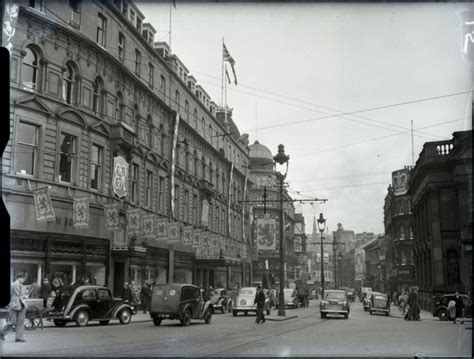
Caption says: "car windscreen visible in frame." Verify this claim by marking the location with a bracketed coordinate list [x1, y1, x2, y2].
[373, 295, 386, 300]
[324, 292, 346, 300]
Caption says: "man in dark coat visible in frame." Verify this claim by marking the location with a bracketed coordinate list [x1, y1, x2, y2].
[140, 282, 152, 314]
[254, 285, 266, 324]
[453, 291, 465, 324]
[39, 278, 52, 308]
[121, 283, 133, 303]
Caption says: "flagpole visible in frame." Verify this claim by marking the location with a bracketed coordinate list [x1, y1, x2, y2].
[221, 37, 224, 107]
[169, 0, 173, 53]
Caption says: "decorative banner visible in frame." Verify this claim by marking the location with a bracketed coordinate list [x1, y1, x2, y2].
[201, 233, 210, 248]
[32, 187, 55, 222]
[228, 163, 234, 236]
[256, 217, 277, 250]
[242, 172, 248, 242]
[170, 113, 180, 218]
[182, 227, 193, 245]
[126, 209, 141, 235]
[2, 2, 19, 52]
[73, 197, 90, 229]
[201, 199, 209, 228]
[112, 156, 129, 198]
[142, 214, 156, 239]
[168, 222, 180, 241]
[157, 219, 168, 239]
[192, 230, 202, 247]
[104, 204, 120, 231]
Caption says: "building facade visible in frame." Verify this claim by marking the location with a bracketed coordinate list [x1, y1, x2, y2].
[363, 235, 386, 292]
[408, 130, 472, 310]
[383, 167, 416, 293]
[4, 0, 253, 296]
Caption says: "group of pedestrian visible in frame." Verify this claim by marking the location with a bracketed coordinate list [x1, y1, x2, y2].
[404, 287, 421, 321]
[140, 282, 152, 314]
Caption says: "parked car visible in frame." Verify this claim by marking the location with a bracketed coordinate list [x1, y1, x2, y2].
[363, 291, 373, 311]
[205, 288, 232, 314]
[320, 290, 350, 319]
[346, 289, 355, 302]
[150, 283, 212, 326]
[432, 293, 472, 321]
[276, 288, 299, 309]
[360, 287, 372, 302]
[47, 285, 134, 327]
[369, 292, 390, 316]
[232, 287, 271, 316]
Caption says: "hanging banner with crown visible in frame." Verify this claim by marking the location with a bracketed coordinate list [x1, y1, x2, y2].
[201, 199, 209, 228]
[142, 214, 156, 239]
[73, 197, 90, 229]
[256, 217, 277, 250]
[104, 203, 120, 231]
[168, 222, 181, 242]
[126, 209, 141, 235]
[182, 226, 193, 245]
[32, 187, 55, 222]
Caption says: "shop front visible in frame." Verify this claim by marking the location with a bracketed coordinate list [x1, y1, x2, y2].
[173, 251, 194, 283]
[195, 258, 245, 289]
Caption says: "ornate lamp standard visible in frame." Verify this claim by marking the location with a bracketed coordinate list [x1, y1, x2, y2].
[273, 144, 289, 317]
[317, 213, 327, 298]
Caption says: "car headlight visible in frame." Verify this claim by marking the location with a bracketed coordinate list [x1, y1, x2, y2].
[342, 301, 347, 306]
[321, 300, 328, 306]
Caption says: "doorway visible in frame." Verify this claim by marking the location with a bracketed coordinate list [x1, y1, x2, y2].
[113, 262, 125, 297]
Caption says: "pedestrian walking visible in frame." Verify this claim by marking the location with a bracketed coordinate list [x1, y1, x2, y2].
[254, 285, 266, 324]
[140, 282, 152, 314]
[4, 272, 28, 342]
[39, 278, 52, 308]
[398, 291, 408, 316]
[121, 282, 133, 303]
[448, 299, 456, 321]
[453, 292, 465, 324]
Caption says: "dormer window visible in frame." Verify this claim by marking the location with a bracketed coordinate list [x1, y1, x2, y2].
[136, 17, 142, 33]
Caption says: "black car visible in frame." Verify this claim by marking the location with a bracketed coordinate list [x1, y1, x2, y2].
[432, 293, 472, 321]
[47, 285, 135, 327]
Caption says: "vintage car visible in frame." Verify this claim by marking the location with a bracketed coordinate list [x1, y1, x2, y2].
[150, 283, 213, 326]
[432, 293, 472, 321]
[369, 292, 390, 316]
[346, 288, 355, 302]
[47, 285, 134, 327]
[204, 288, 232, 314]
[232, 287, 271, 316]
[320, 290, 350, 319]
[363, 291, 373, 311]
[275, 288, 299, 309]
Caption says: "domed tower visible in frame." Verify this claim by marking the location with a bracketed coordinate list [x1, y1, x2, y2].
[249, 140, 274, 171]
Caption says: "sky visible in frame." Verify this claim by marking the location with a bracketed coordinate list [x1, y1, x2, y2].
[137, 1, 472, 235]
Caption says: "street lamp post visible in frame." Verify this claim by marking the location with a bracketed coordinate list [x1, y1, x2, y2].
[273, 144, 289, 317]
[332, 237, 337, 290]
[317, 213, 326, 299]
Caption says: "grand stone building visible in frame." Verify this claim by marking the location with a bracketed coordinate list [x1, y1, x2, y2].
[408, 130, 472, 310]
[4, 0, 252, 295]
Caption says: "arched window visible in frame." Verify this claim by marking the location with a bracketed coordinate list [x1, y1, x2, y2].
[62, 62, 75, 104]
[92, 77, 104, 114]
[21, 47, 39, 90]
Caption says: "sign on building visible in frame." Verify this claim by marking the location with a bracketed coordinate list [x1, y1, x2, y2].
[256, 217, 277, 250]
[112, 156, 129, 198]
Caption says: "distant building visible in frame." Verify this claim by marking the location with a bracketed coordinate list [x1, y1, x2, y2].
[363, 235, 386, 292]
[384, 167, 416, 293]
[408, 130, 472, 310]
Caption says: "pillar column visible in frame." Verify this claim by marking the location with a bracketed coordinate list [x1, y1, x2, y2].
[72, 265, 76, 284]
[168, 249, 175, 283]
[37, 264, 42, 284]
[227, 266, 231, 289]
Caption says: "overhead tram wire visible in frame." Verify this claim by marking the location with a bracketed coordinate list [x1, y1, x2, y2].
[194, 70, 460, 141]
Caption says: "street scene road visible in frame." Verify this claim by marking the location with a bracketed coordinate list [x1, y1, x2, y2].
[1, 299, 471, 357]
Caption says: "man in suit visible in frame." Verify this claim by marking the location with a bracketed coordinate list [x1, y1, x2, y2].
[4, 272, 28, 342]
[254, 285, 266, 324]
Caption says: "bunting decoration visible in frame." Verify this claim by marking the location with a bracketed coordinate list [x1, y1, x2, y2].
[73, 197, 90, 229]
[228, 163, 234, 236]
[182, 226, 193, 245]
[32, 187, 55, 222]
[157, 219, 168, 240]
[168, 222, 180, 241]
[223, 43, 237, 85]
[126, 209, 141, 235]
[170, 113, 180, 218]
[142, 214, 156, 239]
[104, 204, 120, 231]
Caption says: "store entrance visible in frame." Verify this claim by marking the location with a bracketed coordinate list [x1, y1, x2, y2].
[113, 262, 125, 297]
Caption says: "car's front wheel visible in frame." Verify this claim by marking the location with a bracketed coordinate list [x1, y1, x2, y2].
[153, 318, 162, 326]
[75, 310, 89, 327]
[266, 308, 271, 315]
[181, 309, 192, 326]
[344, 313, 348, 319]
[205, 310, 212, 324]
[369, 310, 373, 315]
[118, 309, 132, 325]
[232, 310, 237, 317]
[438, 309, 449, 321]
[320, 312, 326, 319]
